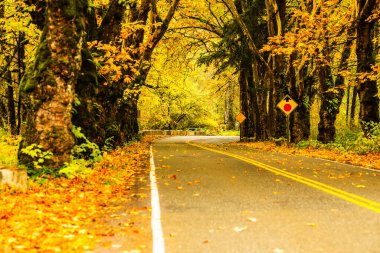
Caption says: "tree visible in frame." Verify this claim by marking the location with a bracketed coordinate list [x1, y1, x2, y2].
[317, 1, 355, 143]
[0, 0, 37, 135]
[18, 0, 88, 168]
[356, 0, 379, 134]
[75, 0, 180, 147]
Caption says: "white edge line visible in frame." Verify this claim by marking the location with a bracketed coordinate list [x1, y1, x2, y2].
[150, 145, 166, 253]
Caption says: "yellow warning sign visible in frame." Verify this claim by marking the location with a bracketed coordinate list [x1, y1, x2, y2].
[235, 113, 246, 123]
[277, 95, 298, 115]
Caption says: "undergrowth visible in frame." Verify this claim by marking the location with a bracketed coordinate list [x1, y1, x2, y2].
[0, 129, 19, 166]
[296, 122, 380, 155]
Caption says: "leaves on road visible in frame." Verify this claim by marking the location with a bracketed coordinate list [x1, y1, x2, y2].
[231, 142, 380, 170]
[233, 226, 248, 232]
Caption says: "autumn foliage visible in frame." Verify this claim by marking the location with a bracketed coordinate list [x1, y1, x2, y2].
[0, 140, 152, 252]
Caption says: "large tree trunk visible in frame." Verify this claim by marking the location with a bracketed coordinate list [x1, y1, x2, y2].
[356, 0, 379, 134]
[19, 0, 87, 169]
[317, 33, 353, 143]
[317, 66, 344, 143]
[266, 0, 286, 138]
[289, 67, 314, 143]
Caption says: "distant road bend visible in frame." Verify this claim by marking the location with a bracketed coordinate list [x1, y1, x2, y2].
[150, 136, 380, 253]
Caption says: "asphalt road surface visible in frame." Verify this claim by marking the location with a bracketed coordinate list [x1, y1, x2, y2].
[152, 136, 380, 253]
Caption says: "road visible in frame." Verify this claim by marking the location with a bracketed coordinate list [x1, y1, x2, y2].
[151, 136, 380, 253]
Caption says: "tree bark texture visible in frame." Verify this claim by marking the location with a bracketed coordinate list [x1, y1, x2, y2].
[288, 53, 315, 143]
[19, 0, 87, 168]
[239, 65, 255, 141]
[317, 29, 353, 143]
[225, 81, 235, 130]
[356, 0, 379, 133]
[317, 65, 344, 143]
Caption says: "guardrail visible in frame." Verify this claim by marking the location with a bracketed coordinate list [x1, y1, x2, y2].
[142, 130, 206, 136]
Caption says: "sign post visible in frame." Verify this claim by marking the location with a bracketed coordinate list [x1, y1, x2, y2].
[277, 95, 298, 143]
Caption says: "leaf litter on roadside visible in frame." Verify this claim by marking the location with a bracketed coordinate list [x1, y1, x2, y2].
[0, 139, 154, 252]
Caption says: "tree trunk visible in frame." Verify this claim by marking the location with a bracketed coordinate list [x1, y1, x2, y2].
[19, 0, 87, 169]
[75, 0, 179, 147]
[356, 0, 379, 134]
[239, 66, 250, 141]
[266, 0, 286, 138]
[0, 99, 6, 128]
[225, 81, 235, 130]
[6, 71, 16, 135]
[317, 66, 344, 143]
[350, 86, 358, 128]
[16, 32, 26, 135]
[346, 86, 350, 126]
[317, 32, 353, 143]
[248, 62, 262, 140]
[290, 69, 314, 143]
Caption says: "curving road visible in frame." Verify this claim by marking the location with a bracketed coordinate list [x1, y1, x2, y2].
[151, 136, 380, 253]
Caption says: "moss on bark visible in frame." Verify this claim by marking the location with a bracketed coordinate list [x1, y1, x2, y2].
[19, 0, 88, 169]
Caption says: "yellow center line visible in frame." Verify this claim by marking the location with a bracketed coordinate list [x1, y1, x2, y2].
[189, 142, 380, 214]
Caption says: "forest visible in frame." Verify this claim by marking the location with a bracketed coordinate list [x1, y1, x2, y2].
[0, 1, 379, 251]
[0, 0, 379, 171]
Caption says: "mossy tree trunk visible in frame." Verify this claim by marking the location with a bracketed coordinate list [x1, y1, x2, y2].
[19, 0, 87, 169]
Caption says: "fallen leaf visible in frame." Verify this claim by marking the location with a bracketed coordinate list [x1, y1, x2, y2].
[306, 223, 317, 228]
[234, 226, 248, 232]
[248, 217, 257, 223]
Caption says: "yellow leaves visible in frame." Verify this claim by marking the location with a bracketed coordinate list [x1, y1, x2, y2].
[87, 41, 141, 84]
[0, 141, 152, 252]
[306, 222, 317, 228]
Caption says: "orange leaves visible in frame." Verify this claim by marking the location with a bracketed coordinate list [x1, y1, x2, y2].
[0, 141, 152, 252]
[231, 141, 380, 171]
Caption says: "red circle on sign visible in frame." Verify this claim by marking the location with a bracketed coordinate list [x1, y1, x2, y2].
[284, 104, 292, 112]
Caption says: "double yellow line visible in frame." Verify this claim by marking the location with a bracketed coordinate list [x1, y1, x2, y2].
[189, 142, 380, 214]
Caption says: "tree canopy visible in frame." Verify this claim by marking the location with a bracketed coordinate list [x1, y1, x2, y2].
[0, 0, 378, 171]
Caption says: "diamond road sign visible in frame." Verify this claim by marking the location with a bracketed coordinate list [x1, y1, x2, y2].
[236, 113, 246, 123]
[277, 95, 298, 115]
